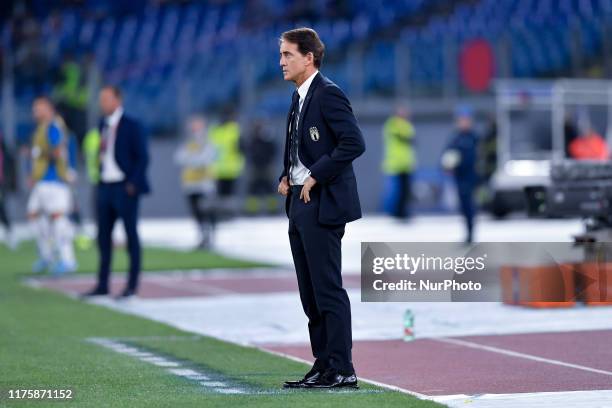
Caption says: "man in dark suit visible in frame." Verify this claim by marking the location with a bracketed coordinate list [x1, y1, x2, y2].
[84, 85, 150, 298]
[277, 28, 365, 389]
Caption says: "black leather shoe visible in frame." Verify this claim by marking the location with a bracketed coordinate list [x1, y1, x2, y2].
[80, 287, 109, 298]
[283, 368, 323, 388]
[308, 369, 359, 389]
[115, 288, 137, 300]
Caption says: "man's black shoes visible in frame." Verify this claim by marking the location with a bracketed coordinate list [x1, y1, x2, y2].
[283, 368, 322, 388]
[80, 287, 109, 298]
[308, 368, 359, 389]
[80, 287, 137, 300]
[115, 288, 137, 300]
[284, 368, 359, 389]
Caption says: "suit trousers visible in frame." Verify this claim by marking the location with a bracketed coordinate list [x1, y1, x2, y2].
[288, 185, 354, 375]
[456, 179, 476, 242]
[96, 181, 141, 292]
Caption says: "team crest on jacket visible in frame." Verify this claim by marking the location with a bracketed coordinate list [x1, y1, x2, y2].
[309, 126, 320, 141]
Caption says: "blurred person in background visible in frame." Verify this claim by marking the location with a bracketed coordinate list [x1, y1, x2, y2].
[441, 106, 479, 244]
[244, 119, 278, 215]
[28, 96, 77, 274]
[381, 105, 416, 220]
[174, 114, 217, 249]
[209, 107, 244, 217]
[83, 86, 150, 298]
[0, 130, 17, 249]
[53, 53, 89, 144]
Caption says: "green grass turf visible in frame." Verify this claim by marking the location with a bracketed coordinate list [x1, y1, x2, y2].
[5, 240, 270, 274]
[0, 243, 445, 407]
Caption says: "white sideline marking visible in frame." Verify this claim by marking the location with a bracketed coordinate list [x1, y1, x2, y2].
[86, 338, 239, 394]
[434, 337, 612, 377]
[187, 374, 210, 381]
[154, 361, 181, 367]
[200, 381, 227, 387]
[141, 356, 180, 367]
[216, 388, 245, 394]
[87, 337, 393, 397]
[127, 352, 154, 358]
[168, 368, 201, 377]
[110, 346, 137, 352]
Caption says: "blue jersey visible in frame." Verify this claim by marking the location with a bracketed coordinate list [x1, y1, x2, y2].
[41, 122, 64, 182]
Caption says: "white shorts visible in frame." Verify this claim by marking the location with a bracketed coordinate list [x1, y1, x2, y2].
[27, 181, 73, 216]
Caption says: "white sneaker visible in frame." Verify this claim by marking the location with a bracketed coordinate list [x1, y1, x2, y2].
[51, 261, 78, 276]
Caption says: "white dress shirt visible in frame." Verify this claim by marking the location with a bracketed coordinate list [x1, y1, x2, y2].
[290, 70, 319, 186]
[101, 106, 126, 183]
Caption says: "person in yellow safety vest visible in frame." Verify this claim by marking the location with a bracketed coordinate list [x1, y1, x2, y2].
[54, 60, 89, 109]
[28, 96, 77, 275]
[382, 105, 416, 220]
[83, 127, 101, 184]
[209, 109, 244, 201]
[53, 56, 89, 142]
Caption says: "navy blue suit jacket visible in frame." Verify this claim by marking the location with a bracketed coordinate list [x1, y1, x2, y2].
[446, 129, 479, 188]
[99, 114, 151, 195]
[280, 72, 365, 225]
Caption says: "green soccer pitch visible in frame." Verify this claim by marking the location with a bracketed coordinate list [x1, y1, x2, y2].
[0, 242, 444, 407]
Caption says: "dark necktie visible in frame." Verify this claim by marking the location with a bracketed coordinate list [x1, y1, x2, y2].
[289, 90, 300, 170]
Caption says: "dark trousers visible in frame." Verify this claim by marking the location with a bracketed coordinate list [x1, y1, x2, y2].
[392, 172, 413, 219]
[287, 185, 354, 375]
[96, 182, 141, 291]
[216, 179, 236, 197]
[456, 181, 476, 242]
[186, 192, 216, 227]
[0, 186, 11, 230]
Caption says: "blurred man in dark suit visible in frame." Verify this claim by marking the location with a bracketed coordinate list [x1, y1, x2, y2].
[277, 27, 365, 389]
[83, 86, 150, 298]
